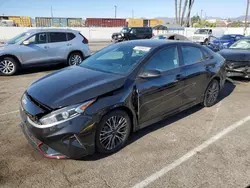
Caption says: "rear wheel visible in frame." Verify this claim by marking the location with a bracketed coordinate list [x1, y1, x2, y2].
[0, 57, 19, 76]
[96, 110, 131, 154]
[68, 52, 83, 66]
[203, 79, 220, 107]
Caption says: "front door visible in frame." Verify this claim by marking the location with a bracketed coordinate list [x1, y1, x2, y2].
[20, 32, 50, 64]
[136, 45, 186, 125]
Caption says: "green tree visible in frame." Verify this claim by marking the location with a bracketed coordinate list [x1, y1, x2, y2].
[191, 15, 200, 26]
[229, 21, 243, 27]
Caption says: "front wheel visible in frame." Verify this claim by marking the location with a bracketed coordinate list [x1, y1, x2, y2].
[96, 110, 131, 154]
[203, 79, 220, 107]
[0, 57, 19, 76]
[68, 52, 83, 66]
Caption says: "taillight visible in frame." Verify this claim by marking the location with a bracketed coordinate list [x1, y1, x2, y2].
[83, 37, 88, 44]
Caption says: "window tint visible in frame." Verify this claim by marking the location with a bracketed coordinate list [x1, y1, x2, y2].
[144, 46, 179, 72]
[181, 46, 205, 65]
[28, 33, 47, 44]
[67, 33, 75, 41]
[49, 32, 67, 43]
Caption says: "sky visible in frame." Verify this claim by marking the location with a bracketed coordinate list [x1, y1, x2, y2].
[0, 0, 247, 19]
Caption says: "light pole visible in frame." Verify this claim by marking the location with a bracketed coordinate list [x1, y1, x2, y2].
[244, 0, 249, 35]
[114, 5, 117, 18]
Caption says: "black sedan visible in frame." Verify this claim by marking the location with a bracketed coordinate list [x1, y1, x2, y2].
[219, 37, 250, 78]
[20, 40, 226, 159]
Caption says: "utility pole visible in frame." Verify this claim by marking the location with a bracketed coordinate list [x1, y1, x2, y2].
[244, 0, 249, 35]
[200, 9, 203, 20]
[51, 6, 53, 18]
[132, 9, 134, 18]
[114, 5, 117, 18]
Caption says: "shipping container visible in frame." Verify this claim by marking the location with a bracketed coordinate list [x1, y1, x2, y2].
[85, 18, 126, 27]
[149, 19, 163, 27]
[128, 18, 163, 27]
[8, 16, 32, 27]
[67, 18, 82, 27]
[127, 19, 144, 27]
[35, 17, 52, 27]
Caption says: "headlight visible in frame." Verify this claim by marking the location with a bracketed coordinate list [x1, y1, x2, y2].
[39, 99, 95, 126]
[228, 62, 234, 69]
[121, 33, 124, 36]
[222, 42, 230, 48]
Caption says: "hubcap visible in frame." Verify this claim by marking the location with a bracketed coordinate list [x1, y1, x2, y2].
[69, 55, 82, 66]
[99, 116, 129, 150]
[0, 60, 15, 74]
[207, 81, 219, 105]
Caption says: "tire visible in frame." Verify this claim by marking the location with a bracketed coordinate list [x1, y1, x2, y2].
[0, 57, 19, 76]
[203, 79, 220, 107]
[204, 39, 209, 45]
[96, 110, 132, 154]
[68, 52, 83, 66]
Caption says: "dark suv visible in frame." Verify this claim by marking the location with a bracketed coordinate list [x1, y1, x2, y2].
[112, 27, 153, 43]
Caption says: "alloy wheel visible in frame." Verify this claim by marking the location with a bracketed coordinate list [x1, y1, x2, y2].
[206, 81, 219, 105]
[0, 60, 15, 74]
[99, 116, 129, 150]
[69, 54, 82, 66]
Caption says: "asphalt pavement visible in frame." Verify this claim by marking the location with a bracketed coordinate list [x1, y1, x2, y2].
[0, 42, 250, 188]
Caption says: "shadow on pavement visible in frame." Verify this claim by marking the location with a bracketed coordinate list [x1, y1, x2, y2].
[81, 80, 236, 161]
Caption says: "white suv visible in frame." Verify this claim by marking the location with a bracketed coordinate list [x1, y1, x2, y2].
[192, 29, 213, 44]
[0, 29, 91, 75]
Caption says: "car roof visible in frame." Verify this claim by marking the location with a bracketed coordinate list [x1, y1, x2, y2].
[115, 39, 195, 48]
[26, 28, 79, 34]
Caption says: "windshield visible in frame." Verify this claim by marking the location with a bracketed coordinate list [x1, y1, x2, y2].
[229, 39, 250, 49]
[195, 29, 209, 34]
[152, 35, 166, 39]
[121, 27, 130, 33]
[220, 35, 233, 40]
[7, 32, 30, 44]
[80, 44, 152, 74]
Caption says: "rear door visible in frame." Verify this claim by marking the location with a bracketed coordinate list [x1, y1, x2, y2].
[47, 32, 68, 61]
[20, 32, 50, 64]
[136, 45, 186, 125]
[180, 44, 215, 104]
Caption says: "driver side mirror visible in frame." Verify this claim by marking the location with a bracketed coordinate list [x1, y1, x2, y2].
[139, 69, 161, 78]
[23, 40, 30, 45]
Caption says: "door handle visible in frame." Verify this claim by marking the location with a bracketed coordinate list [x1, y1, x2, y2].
[44, 46, 49, 49]
[67, 43, 72, 46]
[205, 64, 215, 71]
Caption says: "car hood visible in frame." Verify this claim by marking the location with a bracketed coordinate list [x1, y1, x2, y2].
[213, 39, 232, 44]
[27, 66, 127, 109]
[193, 34, 208, 37]
[218, 49, 250, 62]
[0, 43, 17, 52]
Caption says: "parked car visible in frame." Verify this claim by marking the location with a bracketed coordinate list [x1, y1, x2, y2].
[218, 37, 250, 78]
[20, 40, 226, 159]
[192, 29, 213, 44]
[151, 33, 189, 41]
[111, 27, 153, 43]
[0, 29, 90, 75]
[211, 34, 244, 50]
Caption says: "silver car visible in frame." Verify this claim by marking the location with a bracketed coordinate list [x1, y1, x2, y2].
[0, 29, 91, 75]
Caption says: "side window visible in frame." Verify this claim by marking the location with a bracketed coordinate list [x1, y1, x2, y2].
[67, 33, 76, 41]
[28, 33, 47, 44]
[49, 32, 67, 43]
[130, 28, 137, 34]
[181, 46, 206, 65]
[143, 46, 179, 72]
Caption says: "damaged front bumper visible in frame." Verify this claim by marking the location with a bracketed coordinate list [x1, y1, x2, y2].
[20, 107, 96, 159]
[226, 66, 250, 78]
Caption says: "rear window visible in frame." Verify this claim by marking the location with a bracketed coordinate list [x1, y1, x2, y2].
[49, 32, 67, 43]
[67, 33, 76, 41]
